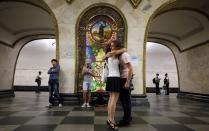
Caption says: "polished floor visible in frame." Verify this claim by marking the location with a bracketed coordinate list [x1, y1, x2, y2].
[0, 92, 209, 131]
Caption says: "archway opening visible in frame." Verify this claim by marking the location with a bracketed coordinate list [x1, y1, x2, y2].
[144, 0, 209, 97]
[14, 39, 56, 91]
[0, 0, 58, 96]
[146, 42, 178, 93]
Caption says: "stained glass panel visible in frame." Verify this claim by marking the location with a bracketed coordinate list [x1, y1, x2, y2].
[77, 6, 126, 92]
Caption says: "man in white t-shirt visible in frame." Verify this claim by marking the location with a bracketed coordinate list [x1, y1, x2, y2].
[118, 51, 133, 126]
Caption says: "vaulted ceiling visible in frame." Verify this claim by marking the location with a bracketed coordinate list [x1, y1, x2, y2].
[1, 0, 209, 51]
[0, 0, 55, 47]
[148, 0, 209, 52]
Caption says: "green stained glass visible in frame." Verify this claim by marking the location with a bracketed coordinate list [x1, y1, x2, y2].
[77, 6, 126, 92]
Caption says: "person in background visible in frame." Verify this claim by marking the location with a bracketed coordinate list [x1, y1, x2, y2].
[35, 71, 42, 93]
[47, 59, 62, 108]
[81, 62, 95, 108]
[153, 73, 161, 95]
[164, 73, 170, 95]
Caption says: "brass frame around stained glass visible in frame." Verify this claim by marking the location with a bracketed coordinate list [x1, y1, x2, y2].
[75, 4, 127, 92]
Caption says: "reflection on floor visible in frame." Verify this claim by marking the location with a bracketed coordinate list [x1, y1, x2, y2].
[0, 92, 209, 131]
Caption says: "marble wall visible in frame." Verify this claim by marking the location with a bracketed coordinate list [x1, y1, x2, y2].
[178, 43, 209, 94]
[0, 44, 17, 90]
[42, 0, 173, 94]
[1, 0, 208, 96]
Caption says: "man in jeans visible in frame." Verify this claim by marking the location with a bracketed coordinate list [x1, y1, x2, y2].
[154, 73, 161, 95]
[47, 59, 62, 107]
[118, 51, 133, 126]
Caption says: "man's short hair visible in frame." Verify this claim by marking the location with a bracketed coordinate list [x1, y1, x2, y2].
[51, 59, 58, 63]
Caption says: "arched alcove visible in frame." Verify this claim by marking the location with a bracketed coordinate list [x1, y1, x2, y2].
[14, 39, 56, 88]
[0, 0, 58, 95]
[144, 0, 209, 96]
[76, 4, 127, 92]
[146, 42, 178, 92]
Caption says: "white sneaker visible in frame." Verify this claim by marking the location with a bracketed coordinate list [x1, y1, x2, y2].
[48, 103, 53, 108]
[86, 103, 91, 108]
[58, 104, 62, 107]
[81, 103, 86, 108]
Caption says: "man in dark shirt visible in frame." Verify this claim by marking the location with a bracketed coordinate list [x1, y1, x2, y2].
[47, 59, 62, 107]
[164, 73, 170, 95]
[154, 73, 161, 95]
[35, 71, 42, 93]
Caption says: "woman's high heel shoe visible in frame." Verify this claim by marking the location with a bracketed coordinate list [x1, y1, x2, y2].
[109, 121, 118, 130]
[106, 120, 111, 126]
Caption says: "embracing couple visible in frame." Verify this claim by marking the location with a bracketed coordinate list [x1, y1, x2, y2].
[103, 40, 133, 130]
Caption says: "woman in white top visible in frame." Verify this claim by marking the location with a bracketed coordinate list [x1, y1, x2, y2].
[104, 40, 124, 130]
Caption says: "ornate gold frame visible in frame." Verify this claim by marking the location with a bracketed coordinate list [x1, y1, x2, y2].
[75, 3, 128, 93]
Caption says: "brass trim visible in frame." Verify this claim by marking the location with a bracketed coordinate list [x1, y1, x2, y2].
[128, 0, 142, 9]
[143, 0, 177, 95]
[75, 3, 128, 93]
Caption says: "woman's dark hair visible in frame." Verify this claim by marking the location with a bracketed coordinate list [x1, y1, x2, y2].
[105, 44, 111, 54]
[112, 40, 123, 48]
[51, 59, 58, 63]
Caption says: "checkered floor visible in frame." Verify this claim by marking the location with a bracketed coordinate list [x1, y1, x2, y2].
[0, 92, 209, 131]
